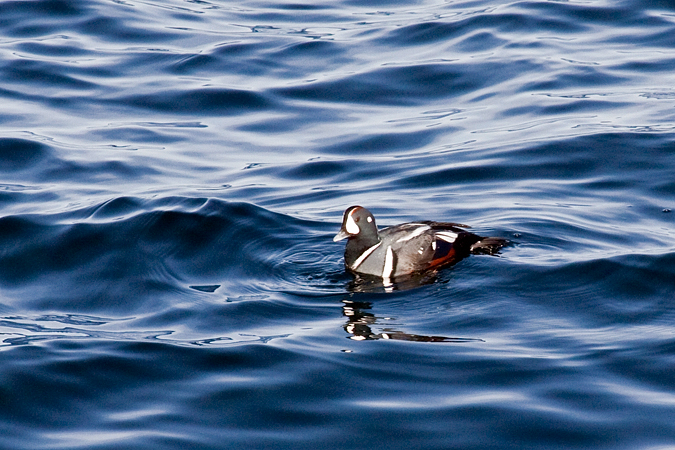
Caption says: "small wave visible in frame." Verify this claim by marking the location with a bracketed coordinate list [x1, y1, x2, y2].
[0, 138, 51, 171]
[116, 88, 273, 115]
[0, 198, 340, 311]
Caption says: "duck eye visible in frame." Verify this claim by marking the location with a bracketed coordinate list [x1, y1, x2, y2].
[355, 217, 360, 222]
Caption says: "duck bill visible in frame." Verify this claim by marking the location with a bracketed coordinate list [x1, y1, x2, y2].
[333, 228, 350, 242]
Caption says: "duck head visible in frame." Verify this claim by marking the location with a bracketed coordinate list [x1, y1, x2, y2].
[334, 206, 379, 243]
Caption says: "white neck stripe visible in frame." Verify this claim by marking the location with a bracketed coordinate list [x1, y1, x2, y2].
[351, 241, 382, 270]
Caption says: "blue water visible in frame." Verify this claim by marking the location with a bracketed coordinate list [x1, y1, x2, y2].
[1, 0, 675, 448]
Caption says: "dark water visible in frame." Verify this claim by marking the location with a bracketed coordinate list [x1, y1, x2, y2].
[1, 0, 675, 448]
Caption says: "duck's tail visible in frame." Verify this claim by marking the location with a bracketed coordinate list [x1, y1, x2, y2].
[469, 236, 509, 255]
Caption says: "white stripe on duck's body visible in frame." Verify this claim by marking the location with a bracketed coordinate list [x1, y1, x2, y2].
[334, 206, 506, 280]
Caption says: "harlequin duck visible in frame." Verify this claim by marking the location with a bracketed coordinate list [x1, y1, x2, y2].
[334, 206, 506, 280]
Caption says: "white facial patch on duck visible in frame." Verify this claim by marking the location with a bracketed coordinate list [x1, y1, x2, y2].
[345, 211, 360, 235]
[436, 231, 458, 243]
[396, 225, 430, 243]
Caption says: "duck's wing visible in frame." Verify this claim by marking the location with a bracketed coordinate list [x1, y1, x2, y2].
[422, 220, 471, 231]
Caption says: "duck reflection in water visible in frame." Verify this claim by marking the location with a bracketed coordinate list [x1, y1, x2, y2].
[339, 269, 485, 342]
[342, 299, 483, 342]
[341, 273, 483, 342]
[346, 270, 439, 293]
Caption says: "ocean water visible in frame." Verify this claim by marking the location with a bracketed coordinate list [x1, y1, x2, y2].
[1, 0, 675, 448]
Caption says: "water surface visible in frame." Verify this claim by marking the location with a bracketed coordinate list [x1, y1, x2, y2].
[1, 0, 675, 448]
